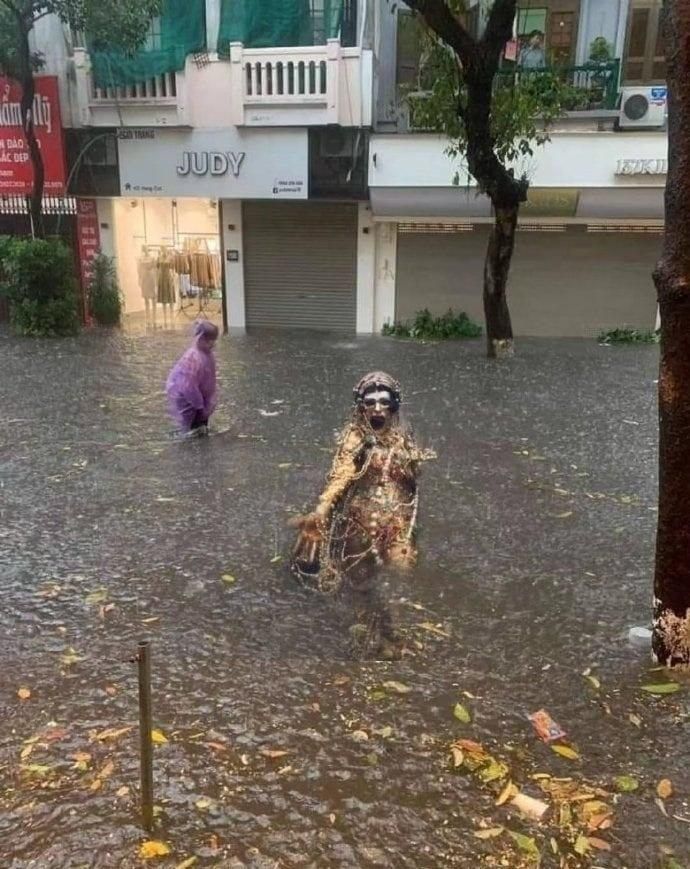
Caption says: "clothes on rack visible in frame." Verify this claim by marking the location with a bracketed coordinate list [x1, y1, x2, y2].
[157, 248, 176, 305]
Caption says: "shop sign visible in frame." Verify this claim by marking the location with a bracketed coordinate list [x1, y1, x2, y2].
[0, 76, 66, 195]
[76, 199, 101, 289]
[615, 158, 667, 176]
[118, 128, 308, 199]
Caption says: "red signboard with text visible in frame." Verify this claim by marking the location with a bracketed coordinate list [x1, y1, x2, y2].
[76, 199, 101, 292]
[0, 76, 67, 195]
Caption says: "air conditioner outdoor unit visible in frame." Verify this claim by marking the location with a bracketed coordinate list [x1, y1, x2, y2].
[319, 127, 353, 158]
[618, 86, 667, 129]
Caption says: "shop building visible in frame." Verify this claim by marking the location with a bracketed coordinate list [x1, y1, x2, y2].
[14, 0, 670, 337]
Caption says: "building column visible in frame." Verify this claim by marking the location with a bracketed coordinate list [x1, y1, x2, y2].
[373, 221, 397, 333]
[220, 199, 246, 333]
[356, 202, 376, 334]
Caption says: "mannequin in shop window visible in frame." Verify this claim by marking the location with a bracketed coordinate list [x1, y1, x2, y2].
[166, 319, 219, 436]
[137, 245, 158, 326]
[157, 245, 176, 327]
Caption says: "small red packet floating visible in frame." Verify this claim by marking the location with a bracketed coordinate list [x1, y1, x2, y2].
[529, 709, 566, 743]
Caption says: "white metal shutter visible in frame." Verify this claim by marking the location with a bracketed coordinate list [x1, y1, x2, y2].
[243, 202, 357, 331]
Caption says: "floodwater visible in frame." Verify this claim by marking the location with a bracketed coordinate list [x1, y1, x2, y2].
[0, 328, 688, 868]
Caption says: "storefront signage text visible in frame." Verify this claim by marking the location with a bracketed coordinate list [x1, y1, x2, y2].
[0, 76, 66, 194]
[615, 159, 668, 176]
[176, 151, 245, 177]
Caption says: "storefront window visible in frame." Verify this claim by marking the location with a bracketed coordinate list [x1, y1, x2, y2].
[110, 197, 223, 332]
[624, 0, 666, 84]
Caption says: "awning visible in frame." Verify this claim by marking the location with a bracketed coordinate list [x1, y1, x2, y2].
[370, 186, 664, 221]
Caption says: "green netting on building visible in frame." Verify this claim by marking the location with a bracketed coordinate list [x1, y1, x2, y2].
[91, 0, 206, 89]
[217, 0, 343, 55]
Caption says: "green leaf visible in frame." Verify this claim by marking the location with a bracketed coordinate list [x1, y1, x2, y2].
[221, 574, 236, 585]
[507, 830, 540, 859]
[453, 703, 471, 724]
[640, 683, 681, 694]
[574, 834, 590, 856]
[614, 774, 639, 793]
[551, 744, 580, 760]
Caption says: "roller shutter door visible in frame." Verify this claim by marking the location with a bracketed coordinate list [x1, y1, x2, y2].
[244, 202, 357, 331]
[396, 224, 660, 337]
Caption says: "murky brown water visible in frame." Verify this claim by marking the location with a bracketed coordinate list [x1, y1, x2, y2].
[1, 329, 688, 868]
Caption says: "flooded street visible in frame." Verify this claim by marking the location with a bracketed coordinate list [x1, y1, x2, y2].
[1, 328, 688, 868]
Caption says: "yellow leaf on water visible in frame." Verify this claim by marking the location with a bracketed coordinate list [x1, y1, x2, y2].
[551, 744, 580, 760]
[260, 749, 290, 759]
[451, 746, 464, 768]
[195, 798, 211, 811]
[151, 729, 168, 745]
[99, 760, 115, 780]
[453, 703, 471, 724]
[507, 830, 540, 858]
[418, 621, 450, 638]
[93, 726, 132, 743]
[474, 827, 504, 840]
[176, 859, 198, 869]
[629, 713, 642, 727]
[496, 780, 518, 807]
[382, 680, 411, 695]
[657, 779, 673, 799]
[139, 840, 171, 859]
[117, 785, 130, 798]
[574, 834, 590, 856]
[270, 555, 283, 564]
[61, 648, 84, 666]
[584, 674, 601, 690]
[221, 574, 236, 585]
[17, 687, 31, 701]
[614, 775, 639, 793]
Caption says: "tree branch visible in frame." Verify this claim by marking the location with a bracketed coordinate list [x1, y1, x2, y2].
[404, 0, 476, 66]
[483, 0, 518, 61]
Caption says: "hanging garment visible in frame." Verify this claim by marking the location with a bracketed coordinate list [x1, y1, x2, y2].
[157, 253, 176, 305]
[173, 251, 191, 275]
[137, 255, 158, 301]
[209, 253, 222, 290]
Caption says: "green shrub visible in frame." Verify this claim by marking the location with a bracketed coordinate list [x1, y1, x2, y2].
[0, 237, 80, 336]
[598, 327, 660, 345]
[88, 253, 122, 326]
[382, 308, 483, 340]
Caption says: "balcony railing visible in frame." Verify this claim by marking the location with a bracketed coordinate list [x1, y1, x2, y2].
[495, 60, 621, 111]
[91, 71, 178, 104]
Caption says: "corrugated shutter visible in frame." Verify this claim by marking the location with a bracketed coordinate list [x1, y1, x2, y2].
[243, 202, 357, 331]
[396, 225, 659, 337]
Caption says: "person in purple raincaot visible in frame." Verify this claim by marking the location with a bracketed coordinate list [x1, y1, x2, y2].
[166, 320, 219, 436]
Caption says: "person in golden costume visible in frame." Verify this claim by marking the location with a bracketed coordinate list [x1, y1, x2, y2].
[291, 371, 435, 657]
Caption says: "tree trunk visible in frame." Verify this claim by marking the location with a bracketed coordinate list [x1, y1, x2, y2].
[652, 0, 690, 666]
[483, 205, 517, 358]
[15, 13, 45, 238]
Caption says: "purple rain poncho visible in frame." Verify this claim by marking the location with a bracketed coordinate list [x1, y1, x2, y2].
[166, 321, 218, 431]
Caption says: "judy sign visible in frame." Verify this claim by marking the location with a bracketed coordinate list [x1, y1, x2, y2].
[176, 151, 245, 177]
[118, 128, 307, 199]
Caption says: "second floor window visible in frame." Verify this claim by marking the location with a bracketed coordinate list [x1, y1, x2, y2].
[623, 0, 665, 85]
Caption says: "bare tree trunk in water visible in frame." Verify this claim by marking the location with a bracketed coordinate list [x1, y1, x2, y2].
[14, 11, 45, 238]
[483, 205, 517, 358]
[652, 0, 690, 666]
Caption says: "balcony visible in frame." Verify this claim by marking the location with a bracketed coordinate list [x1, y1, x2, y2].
[495, 60, 622, 112]
[228, 40, 372, 127]
[73, 48, 186, 127]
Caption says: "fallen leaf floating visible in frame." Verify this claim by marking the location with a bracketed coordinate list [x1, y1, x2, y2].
[139, 841, 171, 860]
[495, 780, 519, 807]
[551, 744, 580, 760]
[614, 775, 639, 793]
[93, 726, 133, 743]
[260, 749, 290, 759]
[418, 621, 450, 638]
[453, 703, 472, 724]
[473, 826, 504, 840]
[382, 680, 411, 695]
[583, 674, 601, 691]
[221, 574, 236, 585]
[17, 687, 31, 701]
[657, 779, 673, 800]
[640, 682, 681, 695]
[510, 792, 549, 821]
[151, 729, 168, 745]
[507, 830, 540, 859]
[176, 859, 198, 869]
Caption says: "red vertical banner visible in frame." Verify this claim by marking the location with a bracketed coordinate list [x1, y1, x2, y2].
[76, 198, 101, 320]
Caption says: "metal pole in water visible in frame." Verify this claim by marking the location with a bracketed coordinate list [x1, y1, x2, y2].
[137, 640, 154, 832]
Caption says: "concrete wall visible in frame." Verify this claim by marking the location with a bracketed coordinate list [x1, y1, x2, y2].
[395, 227, 660, 337]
